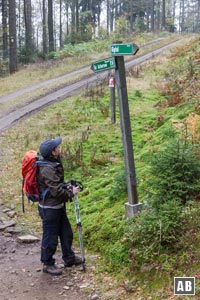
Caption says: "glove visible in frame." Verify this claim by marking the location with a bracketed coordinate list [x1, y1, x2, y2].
[72, 185, 81, 195]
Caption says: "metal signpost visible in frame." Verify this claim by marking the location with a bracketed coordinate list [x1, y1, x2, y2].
[91, 42, 142, 218]
[114, 54, 142, 218]
[109, 76, 116, 124]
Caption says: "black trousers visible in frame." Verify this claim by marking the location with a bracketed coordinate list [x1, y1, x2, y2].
[38, 206, 75, 266]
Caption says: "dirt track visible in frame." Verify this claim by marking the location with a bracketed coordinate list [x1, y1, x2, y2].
[0, 231, 99, 300]
[0, 38, 186, 132]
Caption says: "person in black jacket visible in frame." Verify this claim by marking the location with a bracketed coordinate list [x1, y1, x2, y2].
[37, 137, 82, 275]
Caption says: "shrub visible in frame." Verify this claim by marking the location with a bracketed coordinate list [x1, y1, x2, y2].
[146, 138, 200, 208]
[123, 131, 200, 271]
[0, 58, 9, 76]
[109, 167, 127, 202]
[124, 200, 183, 270]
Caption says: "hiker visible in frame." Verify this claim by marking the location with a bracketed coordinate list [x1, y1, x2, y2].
[37, 137, 82, 275]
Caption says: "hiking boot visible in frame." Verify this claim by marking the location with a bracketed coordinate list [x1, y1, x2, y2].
[43, 264, 62, 276]
[64, 255, 83, 267]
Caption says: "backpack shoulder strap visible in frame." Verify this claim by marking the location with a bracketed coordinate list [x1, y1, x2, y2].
[36, 161, 55, 205]
[37, 161, 55, 169]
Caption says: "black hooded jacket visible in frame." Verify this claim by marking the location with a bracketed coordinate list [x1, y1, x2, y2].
[37, 156, 73, 207]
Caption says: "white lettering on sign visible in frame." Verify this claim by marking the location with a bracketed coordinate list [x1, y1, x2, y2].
[177, 281, 184, 292]
[185, 281, 192, 291]
[111, 46, 119, 53]
[174, 277, 195, 295]
[177, 280, 193, 292]
[98, 64, 107, 69]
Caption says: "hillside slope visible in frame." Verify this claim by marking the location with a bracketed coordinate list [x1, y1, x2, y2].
[0, 35, 199, 300]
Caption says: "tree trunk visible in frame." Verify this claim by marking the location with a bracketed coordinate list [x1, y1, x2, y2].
[196, 0, 200, 32]
[146, 0, 151, 31]
[151, 0, 155, 31]
[48, 0, 54, 52]
[9, 0, 18, 73]
[43, 0, 48, 56]
[180, 0, 185, 32]
[97, 0, 101, 27]
[18, 0, 22, 58]
[130, 0, 134, 31]
[70, 0, 76, 43]
[65, 0, 69, 36]
[107, 0, 110, 34]
[24, 0, 33, 62]
[59, 0, 63, 49]
[162, 0, 166, 29]
[75, 0, 79, 33]
[110, 0, 115, 32]
[2, 0, 8, 60]
[156, 0, 161, 30]
[172, 0, 176, 27]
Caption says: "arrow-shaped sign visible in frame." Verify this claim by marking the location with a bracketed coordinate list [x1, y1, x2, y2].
[91, 57, 116, 73]
[111, 43, 139, 56]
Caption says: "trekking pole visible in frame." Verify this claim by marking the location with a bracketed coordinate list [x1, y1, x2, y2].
[71, 179, 86, 272]
[74, 193, 86, 272]
[22, 179, 25, 213]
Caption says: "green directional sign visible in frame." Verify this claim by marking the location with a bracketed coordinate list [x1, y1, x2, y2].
[110, 43, 139, 56]
[91, 57, 116, 73]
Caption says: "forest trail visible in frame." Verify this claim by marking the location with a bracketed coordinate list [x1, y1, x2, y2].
[0, 209, 102, 300]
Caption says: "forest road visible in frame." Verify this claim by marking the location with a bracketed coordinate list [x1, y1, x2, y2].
[0, 37, 189, 133]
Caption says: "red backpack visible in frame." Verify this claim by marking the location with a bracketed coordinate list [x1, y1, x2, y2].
[21, 150, 53, 212]
[21, 150, 40, 212]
